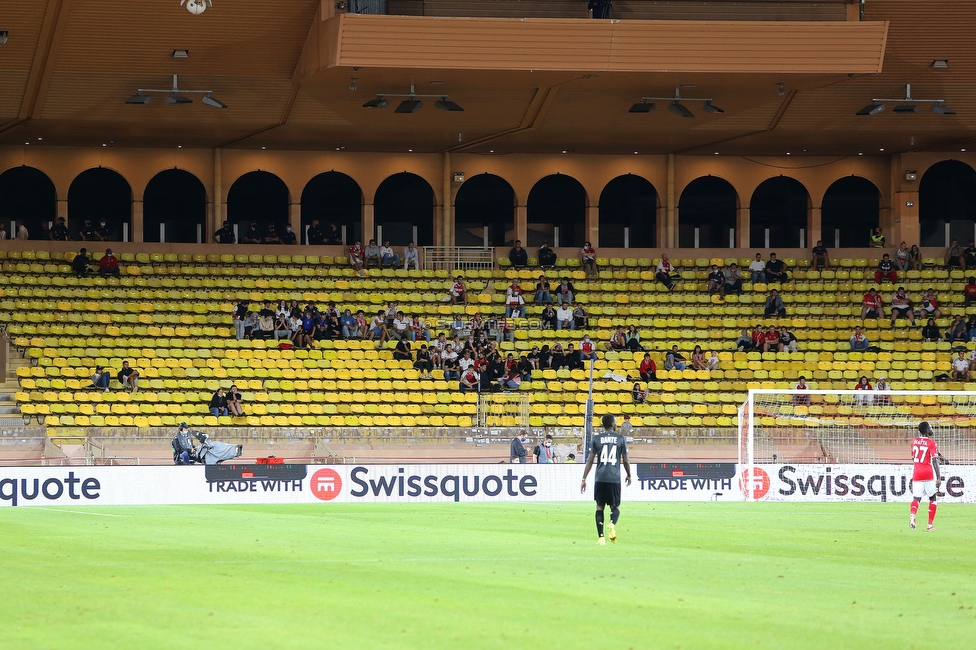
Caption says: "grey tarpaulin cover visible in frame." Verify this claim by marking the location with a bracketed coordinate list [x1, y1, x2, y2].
[193, 432, 243, 465]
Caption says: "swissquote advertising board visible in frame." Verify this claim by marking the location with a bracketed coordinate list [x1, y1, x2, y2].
[2, 463, 975, 507]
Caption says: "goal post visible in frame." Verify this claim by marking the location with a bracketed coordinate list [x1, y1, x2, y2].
[738, 389, 976, 500]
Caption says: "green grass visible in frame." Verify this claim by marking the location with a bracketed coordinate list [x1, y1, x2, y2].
[2, 503, 974, 649]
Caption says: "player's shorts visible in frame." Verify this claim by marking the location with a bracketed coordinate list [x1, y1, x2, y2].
[594, 481, 621, 509]
[911, 479, 938, 499]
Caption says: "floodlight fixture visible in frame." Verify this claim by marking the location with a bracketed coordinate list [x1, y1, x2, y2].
[856, 84, 955, 116]
[165, 94, 193, 104]
[931, 60, 949, 69]
[932, 102, 956, 115]
[631, 86, 722, 119]
[201, 93, 227, 108]
[126, 75, 226, 107]
[702, 101, 724, 114]
[125, 93, 152, 105]
[892, 104, 918, 113]
[856, 103, 885, 116]
[668, 102, 695, 118]
[395, 99, 423, 113]
[362, 84, 462, 113]
[628, 101, 655, 113]
[434, 98, 464, 111]
[363, 97, 388, 108]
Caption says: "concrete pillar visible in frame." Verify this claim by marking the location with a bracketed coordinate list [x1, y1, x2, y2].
[585, 205, 599, 247]
[894, 191, 920, 247]
[809, 206, 822, 246]
[289, 203, 301, 229]
[132, 201, 143, 243]
[57, 199, 67, 222]
[442, 152, 452, 248]
[515, 205, 527, 244]
[212, 148, 222, 236]
[737, 207, 750, 248]
[362, 203, 374, 244]
[666, 154, 676, 247]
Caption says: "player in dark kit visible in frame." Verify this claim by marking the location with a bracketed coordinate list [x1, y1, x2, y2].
[581, 415, 632, 545]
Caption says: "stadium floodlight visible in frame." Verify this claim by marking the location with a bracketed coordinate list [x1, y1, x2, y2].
[628, 101, 655, 113]
[857, 84, 954, 116]
[856, 103, 885, 116]
[932, 102, 956, 115]
[201, 93, 227, 108]
[125, 93, 152, 105]
[702, 100, 724, 114]
[363, 97, 388, 108]
[668, 102, 695, 118]
[127, 75, 225, 107]
[434, 98, 464, 111]
[395, 99, 423, 114]
[165, 94, 193, 105]
[631, 86, 721, 118]
[363, 85, 462, 113]
[892, 104, 918, 113]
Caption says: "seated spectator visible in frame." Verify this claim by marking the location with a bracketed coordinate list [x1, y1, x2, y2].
[922, 318, 941, 342]
[340, 309, 358, 338]
[364, 239, 381, 267]
[625, 325, 643, 352]
[945, 239, 966, 270]
[264, 223, 281, 244]
[870, 227, 886, 248]
[535, 276, 552, 304]
[632, 382, 646, 404]
[861, 287, 884, 320]
[854, 375, 873, 405]
[968, 316, 976, 342]
[751, 326, 766, 351]
[748, 253, 766, 283]
[736, 328, 755, 352]
[527, 346, 541, 370]
[764, 289, 786, 318]
[573, 304, 589, 329]
[95, 219, 112, 241]
[540, 304, 557, 330]
[952, 351, 970, 381]
[556, 302, 574, 330]
[226, 385, 244, 416]
[779, 328, 798, 353]
[604, 327, 626, 352]
[555, 277, 575, 305]
[393, 338, 412, 361]
[948, 315, 967, 344]
[505, 279, 525, 317]
[349, 241, 365, 274]
[793, 376, 811, 406]
[209, 388, 228, 417]
[280, 224, 297, 245]
[90, 366, 111, 391]
[98, 249, 120, 276]
[580, 335, 597, 362]
[411, 315, 430, 343]
[450, 276, 468, 305]
[564, 344, 583, 371]
[965, 277, 976, 307]
[50, 217, 70, 241]
[850, 326, 870, 351]
[79, 218, 97, 241]
[966, 241, 976, 269]
[450, 314, 465, 340]
[241, 222, 262, 244]
[639, 353, 657, 381]
[909, 244, 922, 270]
[875, 254, 897, 284]
[549, 343, 566, 370]
[252, 310, 274, 340]
[763, 326, 780, 353]
[874, 376, 892, 405]
[379, 241, 400, 267]
[499, 354, 521, 389]
[414, 345, 433, 379]
[273, 312, 292, 340]
[403, 242, 420, 271]
[724, 264, 742, 295]
[811, 240, 831, 271]
[117, 360, 140, 392]
[764, 253, 788, 282]
[655, 254, 677, 291]
[706, 264, 726, 298]
[460, 366, 481, 391]
[508, 240, 528, 268]
[442, 345, 461, 381]
[894, 242, 910, 272]
[0, 223, 5, 240]
[664, 345, 687, 371]
[72, 248, 90, 276]
[538, 242, 557, 269]
[367, 310, 389, 346]
[581, 242, 597, 277]
[288, 311, 307, 348]
[707, 351, 720, 371]
[691, 345, 706, 370]
[921, 288, 942, 319]
[391, 311, 410, 341]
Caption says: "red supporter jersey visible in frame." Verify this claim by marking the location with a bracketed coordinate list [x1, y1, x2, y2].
[911, 436, 938, 481]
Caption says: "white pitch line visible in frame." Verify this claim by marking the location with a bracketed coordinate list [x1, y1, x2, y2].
[0, 556, 667, 569]
[33, 508, 122, 517]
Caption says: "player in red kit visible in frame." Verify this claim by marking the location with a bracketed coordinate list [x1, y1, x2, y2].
[910, 421, 941, 531]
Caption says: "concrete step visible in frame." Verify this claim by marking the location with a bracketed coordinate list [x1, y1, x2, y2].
[0, 406, 20, 415]
[0, 417, 27, 427]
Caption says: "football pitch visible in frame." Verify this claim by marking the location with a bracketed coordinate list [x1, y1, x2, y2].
[2, 502, 974, 649]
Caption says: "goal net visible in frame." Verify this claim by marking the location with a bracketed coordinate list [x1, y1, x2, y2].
[739, 389, 976, 498]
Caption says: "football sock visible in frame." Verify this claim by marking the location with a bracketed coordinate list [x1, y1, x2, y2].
[595, 510, 605, 537]
[910, 500, 920, 517]
[610, 507, 620, 525]
[928, 501, 938, 526]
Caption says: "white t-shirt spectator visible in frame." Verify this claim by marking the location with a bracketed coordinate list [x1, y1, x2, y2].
[393, 317, 409, 336]
[404, 246, 419, 263]
[442, 349, 458, 364]
[707, 353, 719, 370]
[556, 305, 573, 323]
[953, 357, 969, 373]
[459, 356, 475, 371]
[749, 259, 766, 273]
[656, 259, 674, 275]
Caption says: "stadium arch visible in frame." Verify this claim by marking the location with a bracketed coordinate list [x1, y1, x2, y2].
[527, 173, 586, 248]
[821, 176, 881, 248]
[301, 171, 364, 246]
[226, 170, 290, 234]
[143, 169, 208, 243]
[598, 174, 658, 249]
[0, 166, 57, 241]
[678, 175, 738, 248]
[373, 172, 435, 247]
[919, 160, 976, 248]
[67, 167, 132, 242]
[748, 176, 811, 249]
[454, 173, 517, 248]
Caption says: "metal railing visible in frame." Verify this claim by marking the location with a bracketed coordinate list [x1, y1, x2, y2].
[423, 246, 495, 272]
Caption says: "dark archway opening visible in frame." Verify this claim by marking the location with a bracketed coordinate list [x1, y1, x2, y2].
[301, 172, 363, 245]
[749, 176, 810, 248]
[919, 160, 976, 247]
[821, 176, 880, 248]
[374, 172, 434, 246]
[226, 171, 290, 239]
[678, 176, 737, 248]
[144, 169, 207, 243]
[598, 174, 657, 248]
[527, 174, 586, 248]
[0, 166, 57, 240]
[454, 173, 516, 247]
[68, 168, 132, 242]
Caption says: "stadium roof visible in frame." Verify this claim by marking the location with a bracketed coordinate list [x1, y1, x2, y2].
[1, 0, 974, 156]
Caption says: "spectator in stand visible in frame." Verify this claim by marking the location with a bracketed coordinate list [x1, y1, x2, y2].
[763, 325, 780, 353]
[764, 289, 786, 318]
[605, 327, 626, 352]
[403, 242, 420, 271]
[875, 253, 897, 284]
[707, 351, 720, 370]
[580, 334, 597, 362]
[367, 309, 389, 346]
[527, 346, 541, 370]
[98, 249, 120, 276]
[241, 222, 262, 244]
[538, 242, 557, 269]
[691, 345, 707, 370]
[79, 218, 97, 241]
[965, 241, 976, 269]
[631, 383, 645, 404]
[95, 219, 112, 241]
[252, 309, 274, 340]
[907, 244, 921, 270]
[748, 253, 766, 283]
[288, 311, 306, 348]
[508, 240, 528, 268]
[50, 217, 70, 241]
[779, 328, 798, 353]
[793, 376, 811, 406]
[968, 316, 976, 342]
[450, 275, 468, 305]
[581, 242, 597, 277]
[874, 376, 892, 405]
[724, 263, 742, 295]
[280, 224, 297, 245]
[861, 287, 884, 320]
[305, 219, 325, 245]
[393, 337, 412, 362]
[921, 288, 942, 319]
[364, 239, 381, 268]
[656, 254, 677, 291]
[736, 329, 755, 352]
[535, 275, 552, 304]
[811, 240, 831, 271]
[226, 385, 244, 416]
[340, 310, 357, 338]
[505, 279, 525, 317]
[117, 360, 140, 392]
[264, 223, 281, 244]
[540, 304, 557, 330]
[555, 277, 575, 305]
[15, 220, 28, 240]
[870, 228, 886, 248]
[90, 366, 111, 392]
[850, 326, 870, 351]
[273, 312, 292, 341]
[751, 326, 766, 352]
[922, 318, 941, 342]
[854, 375, 873, 406]
[0, 223, 6, 240]
[549, 343, 566, 370]
[707, 264, 726, 299]
[209, 388, 228, 417]
[499, 357, 522, 390]
[414, 344, 433, 379]
[965, 277, 976, 307]
[348, 241, 365, 274]
[948, 315, 967, 344]
[573, 303, 589, 329]
[890, 287, 915, 325]
[894, 242, 910, 272]
[765, 253, 788, 282]
[459, 365, 480, 391]
[379, 241, 400, 267]
[442, 345, 461, 381]
[665, 345, 687, 371]
[391, 311, 410, 341]
[556, 302, 574, 330]
[324, 223, 342, 245]
[952, 350, 970, 381]
[72, 248, 90, 276]
[564, 344, 583, 371]
[411, 315, 430, 343]
[639, 353, 657, 381]
[232, 301, 249, 340]
[945, 239, 966, 270]
[625, 325, 643, 352]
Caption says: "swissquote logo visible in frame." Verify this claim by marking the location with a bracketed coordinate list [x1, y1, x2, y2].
[310, 468, 342, 501]
[740, 467, 770, 499]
